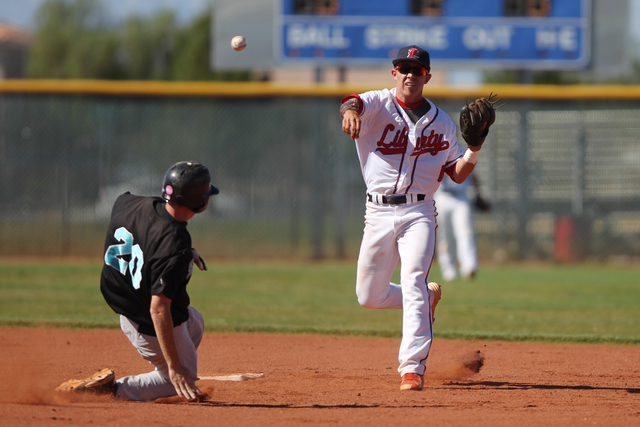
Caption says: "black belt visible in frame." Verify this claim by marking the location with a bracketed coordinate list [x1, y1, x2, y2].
[367, 194, 425, 205]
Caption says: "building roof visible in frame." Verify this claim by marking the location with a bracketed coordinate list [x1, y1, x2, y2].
[0, 22, 32, 45]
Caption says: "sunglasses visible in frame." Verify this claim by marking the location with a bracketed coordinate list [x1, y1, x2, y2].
[395, 65, 428, 76]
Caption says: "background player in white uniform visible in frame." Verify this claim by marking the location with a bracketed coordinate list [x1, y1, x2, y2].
[57, 161, 218, 401]
[340, 45, 496, 391]
[434, 172, 489, 281]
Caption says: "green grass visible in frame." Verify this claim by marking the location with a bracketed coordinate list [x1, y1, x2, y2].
[1, 261, 639, 344]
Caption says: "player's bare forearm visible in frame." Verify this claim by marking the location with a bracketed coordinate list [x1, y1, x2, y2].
[340, 98, 359, 117]
[150, 294, 201, 400]
[340, 98, 361, 139]
[449, 157, 477, 184]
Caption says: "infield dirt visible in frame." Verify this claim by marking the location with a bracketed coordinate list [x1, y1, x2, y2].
[0, 327, 639, 426]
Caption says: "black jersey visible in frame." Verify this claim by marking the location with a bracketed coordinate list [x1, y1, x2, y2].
[100, 193, 194, 336]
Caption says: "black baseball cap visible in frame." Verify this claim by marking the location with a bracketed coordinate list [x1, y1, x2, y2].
[392, 45, 431, 72]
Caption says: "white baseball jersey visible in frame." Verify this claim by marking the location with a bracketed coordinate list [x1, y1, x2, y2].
[347, 87, 465, 209]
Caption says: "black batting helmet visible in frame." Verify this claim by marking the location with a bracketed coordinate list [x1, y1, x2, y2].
[162, 161, 219, 213]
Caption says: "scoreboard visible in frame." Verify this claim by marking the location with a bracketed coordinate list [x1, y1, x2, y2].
[278, 0, 591, 69]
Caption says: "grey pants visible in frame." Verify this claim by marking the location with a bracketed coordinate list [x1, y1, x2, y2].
[116, 306, 204, 401]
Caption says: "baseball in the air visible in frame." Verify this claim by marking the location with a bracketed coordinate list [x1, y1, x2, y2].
[231, 36, 246, 51]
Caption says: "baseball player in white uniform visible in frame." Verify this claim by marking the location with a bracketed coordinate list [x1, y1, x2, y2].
[434, 172, 478, 281]
[340, 45, 496, 391]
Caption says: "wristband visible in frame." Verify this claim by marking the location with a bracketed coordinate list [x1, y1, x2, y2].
[463, 148, 479, 164]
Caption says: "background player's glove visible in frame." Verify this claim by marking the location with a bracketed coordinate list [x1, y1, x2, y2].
[459, 93, 499, 147]
[474, 195, 491, 212]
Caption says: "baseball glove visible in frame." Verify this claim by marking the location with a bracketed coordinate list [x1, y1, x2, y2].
[473, 195, 491, 212]
[459, 93, 499, 147]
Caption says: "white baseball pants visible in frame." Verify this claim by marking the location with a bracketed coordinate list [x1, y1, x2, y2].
[116, 306, 204, 401]
[356, 200, 437, 376]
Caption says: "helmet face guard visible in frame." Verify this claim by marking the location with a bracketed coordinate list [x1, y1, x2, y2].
[162, 161, 219, 213]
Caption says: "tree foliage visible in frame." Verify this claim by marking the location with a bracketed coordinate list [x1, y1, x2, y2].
[26, 0, 249, 81]
[27, 0, 120, 79]
[171, 13, 250, 81]
[119, 11, 178, 80]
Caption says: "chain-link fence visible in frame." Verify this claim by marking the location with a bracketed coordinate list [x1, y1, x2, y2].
[1, 83, 640, 263]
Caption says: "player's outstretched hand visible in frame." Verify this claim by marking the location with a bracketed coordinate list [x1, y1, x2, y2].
[169, 365, 202, 401]
[192, 248, 207, 271]
[342, 110, 361, 140]
[459, 93, 500, 148]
